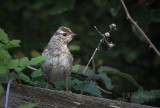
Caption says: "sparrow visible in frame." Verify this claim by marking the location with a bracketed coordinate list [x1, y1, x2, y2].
[41, 26, 77, 91]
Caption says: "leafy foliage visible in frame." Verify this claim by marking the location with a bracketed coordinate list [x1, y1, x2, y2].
[0, 29, 49, 99]
[19, 73, 31, 83]
[96, 73, 113, 90]
[72, 64, 80, 71]
[0, 84, 4, 96]
[1, 40, 21, 50]
[28, 56, 49, 66]
[0, 66, 7, 75]
[0, 49, 12, 67]
[98, 66, 143, 89]
[72, 65, 114, 90]
[18, 103, 38, 108]
[0, 28, 9, 44]
[78, 65, 94, 77]
[31, 69, 42, 78]
[7, 59, 19, 69]
[131, 90, 160, 104]
[74, 81, 102, 97]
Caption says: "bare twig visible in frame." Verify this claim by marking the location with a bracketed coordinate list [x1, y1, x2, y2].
[5, 78, 14, 108]
[94, 26, 110, 44]
[83, 26, 115, 74]
[27, 66, 37, 71]
[96, 85, 112, 94]
[120, 0, 160, 57]
[83, 38, 104, 74]
[82, 26, 115, 94]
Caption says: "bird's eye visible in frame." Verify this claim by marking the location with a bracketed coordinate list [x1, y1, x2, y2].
[63, 33, 67, 36]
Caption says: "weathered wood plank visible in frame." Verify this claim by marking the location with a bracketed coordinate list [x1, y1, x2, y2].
[0, 84, 156, 108]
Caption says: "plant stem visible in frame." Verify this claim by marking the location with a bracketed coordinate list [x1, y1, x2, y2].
[120, 0, 160, 57]
[83, 38, 104, 73]
[5, 78, 14, 108]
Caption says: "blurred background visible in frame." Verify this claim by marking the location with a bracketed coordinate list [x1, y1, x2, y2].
[0, 0, 160, 106]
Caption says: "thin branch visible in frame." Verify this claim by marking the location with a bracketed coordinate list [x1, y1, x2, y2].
[83, 38, 104, 73]
[5, 78, 14, 108]
[120, 0, 160, 57]
[94, 26, 110, 44]
[83, 26, 113, 74]
[27, 66, 37, 71]
[96, 85, 112, 94]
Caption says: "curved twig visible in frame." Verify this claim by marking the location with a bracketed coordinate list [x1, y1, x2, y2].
[120, 0, 160, 57]
[5, 78, 14, 108]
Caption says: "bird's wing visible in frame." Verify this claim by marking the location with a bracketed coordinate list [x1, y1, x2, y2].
[41, 49, 53, 79]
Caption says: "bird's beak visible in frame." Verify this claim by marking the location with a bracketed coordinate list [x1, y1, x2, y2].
[69, 33, 77, 38]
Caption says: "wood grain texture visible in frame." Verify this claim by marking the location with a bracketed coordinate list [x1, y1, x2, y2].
[0, 84, 156, 108]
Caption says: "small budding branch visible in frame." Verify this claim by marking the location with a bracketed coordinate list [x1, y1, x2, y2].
[120, 0, 160, 57]
[83, 24, 117, 74]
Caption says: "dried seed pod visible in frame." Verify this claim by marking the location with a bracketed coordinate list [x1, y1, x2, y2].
[105, 32, 110, 37]
[108, 42, 115, 48]
[109, 23, 117, 30]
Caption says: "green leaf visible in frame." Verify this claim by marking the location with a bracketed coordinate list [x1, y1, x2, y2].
[96, 73, 113, 90]
[54, 81, 65, 89]
[15, 67, 25, 73]
[54, 77, 79, 90]
[0, 72, 16, 82]
[1, 40, 21, 49]
[78, 66, 94, 77]
[67, 77, 80, 89]
[7, 59, 19, 69]
[0, 28, 9, 44]
[98, 66, 120, 74]
[31, 81, 52, 88]
[0, 84, 4, 96]
[98, 66, 143, 89]
[18, 103, 38, 108]
[15, 57, 29, 73]
[72, 64, 80, 71]
[74, 81, 102, 97]
[19, 73, 31, 83]
[116, 97, 127, 102]
[31, 69, 42, 78]
[28, 56, 49, 65]
[0, 66, 7, 75]
[19, 57, 29, 67]
[131, 90, 160, 104]
[0, 49, 12, 66]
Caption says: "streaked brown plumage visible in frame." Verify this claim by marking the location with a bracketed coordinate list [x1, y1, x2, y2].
[41, 26, 77, 91]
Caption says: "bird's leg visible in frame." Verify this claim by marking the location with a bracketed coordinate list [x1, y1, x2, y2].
[65, 77, 68, 92]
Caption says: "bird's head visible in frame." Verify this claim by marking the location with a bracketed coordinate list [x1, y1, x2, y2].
[51, 26, 77, 45]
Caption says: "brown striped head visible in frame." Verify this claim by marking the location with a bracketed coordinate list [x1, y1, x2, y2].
[51, 26, 77, 45]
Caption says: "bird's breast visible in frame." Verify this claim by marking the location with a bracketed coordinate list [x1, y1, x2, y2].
[41, 47, 73, 82]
